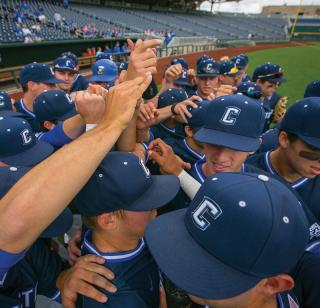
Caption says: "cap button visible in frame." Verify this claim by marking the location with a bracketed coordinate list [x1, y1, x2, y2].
[258, 174, 269, 182]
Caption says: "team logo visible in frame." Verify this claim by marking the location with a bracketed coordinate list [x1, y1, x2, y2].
[97, 65, 105, 75]
[192, 197, 222, 231]
[181, 70, 187, 79]
[205, 62, 213, 73]
[65, 60, 71, 68]
[20, 129, 32, 145]
[139, 159, 151, 178]
[220, 106, 241, 125]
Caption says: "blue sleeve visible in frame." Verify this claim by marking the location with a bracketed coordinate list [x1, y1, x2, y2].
[0, 249, 25, 281]
[37, 122, 72, 148]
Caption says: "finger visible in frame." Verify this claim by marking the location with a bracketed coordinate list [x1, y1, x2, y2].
[137, 74, 152, 94]
[137, 39, 162, 52]
[184, 101, 198, 109]
[62, 296, 77, 308]
[183, 162, 191, 170]
[127, 38, 135, 51]
[82, 254, 106, 265]
[190, 95, 203, 102]
[177, 108, 188, 123]
[180, 105, 192, 118]
[71, 279, 108, 303]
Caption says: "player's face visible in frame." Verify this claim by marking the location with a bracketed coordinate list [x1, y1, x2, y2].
[119, 210, 157, 239]
[284, 138, 320, 178]
[203, 144, 250, 175]
[54, 70, 77, 91]
[33, 82, 56, 97]
[220, 75, 240, 87]
[258, 80, 279, 97]
[196, 76, 219, 97]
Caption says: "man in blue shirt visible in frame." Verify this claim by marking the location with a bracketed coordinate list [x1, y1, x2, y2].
[74, 152, 180, 307]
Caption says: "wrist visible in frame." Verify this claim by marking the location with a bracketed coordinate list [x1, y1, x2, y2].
[171, 103, 179, 116]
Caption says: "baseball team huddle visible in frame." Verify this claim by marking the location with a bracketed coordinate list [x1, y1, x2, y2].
[0, 38, 320, 308]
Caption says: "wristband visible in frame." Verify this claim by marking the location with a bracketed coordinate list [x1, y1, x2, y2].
[171, 103, 179, 115]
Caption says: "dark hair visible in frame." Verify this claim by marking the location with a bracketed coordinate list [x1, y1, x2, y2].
[279, 130, 299, 143]
[22, 84, 28, 93]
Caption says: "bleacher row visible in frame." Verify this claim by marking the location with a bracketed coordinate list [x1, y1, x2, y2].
[0, 0, 289, 44]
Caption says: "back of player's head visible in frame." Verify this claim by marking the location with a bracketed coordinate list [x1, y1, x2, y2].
[146, 172, 309, 300]
[304, 80, 320, 98]
[280, 97, 320, 149]
[90, 59, 118, 83]
[219, 60, 241, 76]
[194, 94, 266, 152]
[171, 57, 189, 70]
[0, 92, 13, 112]
[0, 115, 53, 166]
[231, 54, 248, 70]
[236, 81, 262, 99]
[34, 90, 77, 122]
[75, 152, 180, 218]
[158, 88, 188, 109]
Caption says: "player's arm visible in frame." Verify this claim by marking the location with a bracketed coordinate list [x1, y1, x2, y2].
[0, 75, 152, 254]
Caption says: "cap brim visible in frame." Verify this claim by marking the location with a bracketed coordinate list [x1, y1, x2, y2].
[298, 135, 320, 149]
[197, 74, 219, 77]
[90, 76, 117, 83]
[270, 77, 287, 83]
[1, 140, 54, 166]
[174, 80, 191, 86]
[129, 175, 180, 211]
[145, 209, 261, 299]
[0, 111, 27, 118]
[41, 208, 73, 238]
[42, 77, 65, 84]
[59, 108, 78, 121]
[194, 128, 260, 152]
[54, 67, 79, 74]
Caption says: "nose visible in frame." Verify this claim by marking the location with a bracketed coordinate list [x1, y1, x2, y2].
[207, 145, 230, 162]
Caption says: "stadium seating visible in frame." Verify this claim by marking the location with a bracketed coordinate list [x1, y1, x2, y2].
[0, 0, 288, 43]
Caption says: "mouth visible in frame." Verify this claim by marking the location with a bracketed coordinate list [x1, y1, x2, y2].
[310, 166, 320, 175]
[210, 161, 231, 173]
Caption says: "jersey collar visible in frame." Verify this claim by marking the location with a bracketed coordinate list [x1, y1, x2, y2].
[83, 230, 145, 263]
[183, 139, 205, 160]
[17, 98, 35, 118]
[159, 123, 175, 134]
[264, 151, 309, 189]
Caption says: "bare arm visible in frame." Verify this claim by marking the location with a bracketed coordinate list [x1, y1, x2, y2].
[0, 76, 152, 253]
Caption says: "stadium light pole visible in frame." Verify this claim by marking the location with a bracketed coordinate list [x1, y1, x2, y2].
[290, 0, 302, 38]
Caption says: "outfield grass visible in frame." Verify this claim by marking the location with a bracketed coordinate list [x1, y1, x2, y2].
[247, 43, 320, 106]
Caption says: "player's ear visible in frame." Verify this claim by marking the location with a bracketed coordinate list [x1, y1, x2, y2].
[97, 212, 117, 230]
[43, 121, 56, 131]
[259, 274, 294, 297]
[278, 131, 289, 148]
[184, 125, 193, 137]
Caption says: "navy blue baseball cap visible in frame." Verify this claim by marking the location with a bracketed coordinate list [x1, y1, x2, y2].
[237, 81, 262, 99]
[75, 152, 180, 217]
[231, 54, 248, 70]
[96, 52, 113, 61]
[280, 97, 320, 148]
[220, 60, 241, 76]
[158, 88, 188, 109]
[60, 51, 78, 65]
[304, 80, 320, 98]
[0, 166, 72, 238]
[0, 117, 53, 166]
[34, 90, 77, 122]
[53, 57, 78, 73]
[173, 69, 191, 86]
[90, 59, 118, 83]
[20, 63, 64, 86]
[146, 172, 309, 299]
[194, 94, 265, 151]
[196, 55, 214, 67]
[187, 100, 210, 130]
[252, 63, 287, 83]
[171, 58, 189, 70]
[197, 59, 220, 77]
[118, 61, 128, 71]
[0, 92, 13, 112]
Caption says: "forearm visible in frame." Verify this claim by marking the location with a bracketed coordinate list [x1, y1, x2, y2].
[0, 123, 124, 253]
[153, 106, 172, 124]
[116, 111, 137, 152]
[62, 115, 86, 140]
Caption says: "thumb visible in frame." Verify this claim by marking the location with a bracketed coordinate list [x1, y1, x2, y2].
[127, 39, 135, 51]
[137, 73, 152, 94]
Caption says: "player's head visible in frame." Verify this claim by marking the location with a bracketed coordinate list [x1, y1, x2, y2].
[19, 63, 64, 97]
[236, 81, 262, 100]
[0, 91, 13, 112]
[252, 63, 287, 97]
[146, 172, 309, 306]
[231, 54, 249, 83]
[75, 152, 180, 239]
[304, 80, 320, 98]
[171, 57, 189, 70]
[90, 59, 118, 89]
[96, 52, 113, 62]
[53, 57, 79, 92]
[196, 59, 220, 97]
[194, 94, 265, 174]
[219, 60, 242, 87]
[34, 90, 77, 131]
[173, 68, 191, 88]
[278, 97, 320, 178]
[0, 115, 53, 167]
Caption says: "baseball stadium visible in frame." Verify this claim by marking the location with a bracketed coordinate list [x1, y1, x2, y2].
[0, 0, 320, 308]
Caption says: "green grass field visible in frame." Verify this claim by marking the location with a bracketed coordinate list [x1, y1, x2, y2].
[247, 43, 320, 106]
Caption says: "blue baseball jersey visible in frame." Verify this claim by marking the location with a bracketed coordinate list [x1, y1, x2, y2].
[77, 231, 160, 308]
[0, 239, 67, 308]
[14, 99, 41, 133]
[247, 151, 320, 226]
[257, 127, 279, 154]
[165, 137, 204, 165]
[150, 123, 184, 141]
[277, 291, 300, 308]
[69, 75, 89, 93]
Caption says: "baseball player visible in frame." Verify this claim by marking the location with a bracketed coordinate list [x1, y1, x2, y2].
[252, 63, 288, 131]
[304, 80, 320, 98]
[60, 51, 89, 92]
[74, 152, 180, 307]
[145, 172, 309, 308]
[53, 56, 79, 93]
[89, 59, 118, 89]
[231, 53, 250, 82]
[14, 63, 64, 132]
[219, 60, 242, 87]
[0, 91, 14, 112]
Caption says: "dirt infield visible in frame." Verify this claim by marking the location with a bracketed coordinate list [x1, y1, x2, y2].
[154, 41, 307, 84]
